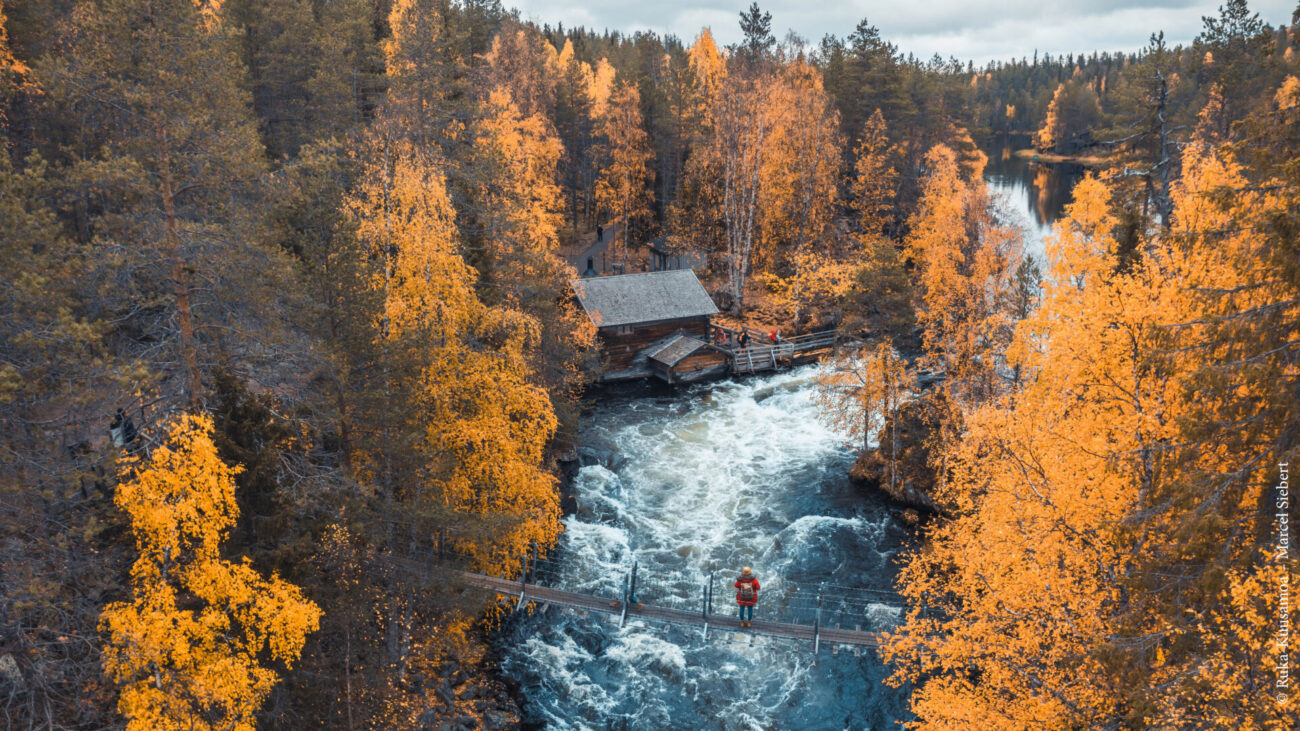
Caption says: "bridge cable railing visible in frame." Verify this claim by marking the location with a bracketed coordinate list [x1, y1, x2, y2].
[375, 526, 904, 633]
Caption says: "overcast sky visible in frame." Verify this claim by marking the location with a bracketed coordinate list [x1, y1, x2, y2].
[508, 1, 1298, 65]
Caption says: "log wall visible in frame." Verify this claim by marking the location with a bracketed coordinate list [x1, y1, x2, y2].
[598, 317, 710, 374]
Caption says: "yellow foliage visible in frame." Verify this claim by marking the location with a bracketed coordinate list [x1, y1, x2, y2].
[474, 86, 596, 391]
[350, 139, 476, 342]
[759, 249, 856, 326]
[1275, 75, 1300, 111]
[851, 109, 897, 238]
[816, 341, 914, 470]
[348, 141, 564, 572]
[687, 28, 726, 116]
[887, 145, 1299, 729]
[905, 145, 1023, 404]
[100, 414, 321, 731]
[595, 82, 654, 265]
[476, 87, 565, 278]
[589, 58, 616, 119]
[765, 57, 841, 258]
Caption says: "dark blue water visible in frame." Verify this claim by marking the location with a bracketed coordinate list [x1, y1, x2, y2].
[983, 142, 1086, 262]
[497, 367, 913, 729]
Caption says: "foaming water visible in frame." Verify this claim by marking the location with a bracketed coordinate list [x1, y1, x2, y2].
[498, 365, 912, 729]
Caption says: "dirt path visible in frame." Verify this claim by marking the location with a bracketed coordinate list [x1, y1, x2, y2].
[566, 222, 624, 273]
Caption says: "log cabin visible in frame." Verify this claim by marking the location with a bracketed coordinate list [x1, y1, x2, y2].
[571, 270, 724, 382]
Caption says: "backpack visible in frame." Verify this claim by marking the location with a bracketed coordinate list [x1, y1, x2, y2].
[739, 580, 755, 602]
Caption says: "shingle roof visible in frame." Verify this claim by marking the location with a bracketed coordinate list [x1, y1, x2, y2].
[571, 270, 719, 328]
[644, 333, 709, 367]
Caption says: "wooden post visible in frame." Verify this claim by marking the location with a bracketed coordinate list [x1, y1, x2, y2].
[619, 571, 629, 627]
[701, 574, 710, 639]
[515, 551, 529, 612]
[813, 588, 823, 654]
[629, 561, 638, 606]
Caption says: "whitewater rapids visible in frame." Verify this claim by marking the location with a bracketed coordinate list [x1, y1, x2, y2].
[497, 365, 912, 730]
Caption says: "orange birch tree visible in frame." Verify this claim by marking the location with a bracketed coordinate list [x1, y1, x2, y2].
[850, 109, 898, 239]
[817, 341, 915, 495]
[349, 140, 562, 571]
[100, 415, 320, 730]
[887, 146, 1299, 727]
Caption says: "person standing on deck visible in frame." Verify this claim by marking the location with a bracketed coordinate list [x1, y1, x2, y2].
[735, 567, 759, 628]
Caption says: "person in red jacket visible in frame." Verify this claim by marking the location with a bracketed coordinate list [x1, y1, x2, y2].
[735, 566, 760, 628]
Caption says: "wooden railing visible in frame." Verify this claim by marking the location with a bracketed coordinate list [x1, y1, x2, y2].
[715, 328, 839, 374]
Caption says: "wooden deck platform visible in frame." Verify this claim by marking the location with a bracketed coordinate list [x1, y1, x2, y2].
[708, 326, 839, 376]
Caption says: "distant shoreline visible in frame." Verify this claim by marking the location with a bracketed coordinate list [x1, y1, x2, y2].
[1013, 148, 1110, 166]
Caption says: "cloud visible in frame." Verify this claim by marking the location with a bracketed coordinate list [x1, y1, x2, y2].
[509, 0, 1298, 64]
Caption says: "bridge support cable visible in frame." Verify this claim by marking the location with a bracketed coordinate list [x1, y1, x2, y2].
[439, 568, 885, 649]
[378, 548, 892, 649]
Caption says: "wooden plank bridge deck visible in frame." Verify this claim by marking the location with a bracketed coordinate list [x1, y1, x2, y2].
[451, 569, 884, 650]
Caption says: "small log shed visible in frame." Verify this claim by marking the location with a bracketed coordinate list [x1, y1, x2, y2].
[571, 270, 724, 382]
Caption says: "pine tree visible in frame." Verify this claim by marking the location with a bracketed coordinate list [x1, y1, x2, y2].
[35, 0, 270, 408]
[306, 0, 386, 140]
[552, 40, 598, 229]
[228, 0, 318, 158]
[595, 82, 654, 269]
[0, 0, 28, 136]
[736, 2, 775, 62]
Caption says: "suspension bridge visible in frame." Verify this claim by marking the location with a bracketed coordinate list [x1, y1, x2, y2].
[387, 549, 899, 654]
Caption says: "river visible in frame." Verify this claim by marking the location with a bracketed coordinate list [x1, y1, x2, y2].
[496, 366, 913, 729]
[982, 141, 1086, 262]
[491, 146, 1082, 730]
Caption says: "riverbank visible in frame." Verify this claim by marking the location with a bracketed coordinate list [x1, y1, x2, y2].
[1012, 147, 1110, 166]
[420, 629, 526, 731]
